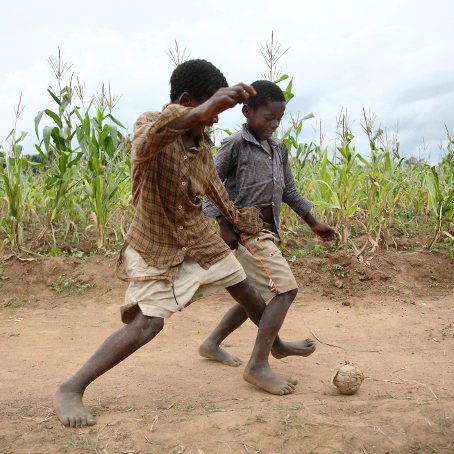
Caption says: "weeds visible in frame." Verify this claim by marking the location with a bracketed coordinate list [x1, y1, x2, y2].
[291, 248, 309, 258]
[50, 274, 74, 294]
[311, 245, 324, 256]
[332, 263, 346, 277]
[3, 296, 22, 307]
[50, 274, 95, 295]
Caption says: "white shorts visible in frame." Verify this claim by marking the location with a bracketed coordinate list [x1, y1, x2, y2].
[120, 245, 246, 323]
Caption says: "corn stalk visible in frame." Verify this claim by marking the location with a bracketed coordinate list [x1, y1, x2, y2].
[0, 95, 35, 254]
[75, 103, 129, 252]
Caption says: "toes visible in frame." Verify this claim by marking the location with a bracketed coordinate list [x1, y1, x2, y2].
[231, 356, 241, 365]
[87, 418, 96, 426]
[281, 384, 295, 394]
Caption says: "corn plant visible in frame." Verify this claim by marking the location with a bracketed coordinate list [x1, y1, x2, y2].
[279, 113, 317, 231]
[0, 95, 39, 254]
[424, 165, 454, 249]
[34, 51, 83, 246]
[357, 154, 404, 251]
[75, 101, 129, 252]
[309, 128, 365, 253]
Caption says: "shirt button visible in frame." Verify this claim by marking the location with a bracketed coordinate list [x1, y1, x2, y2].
[181, 247, 187, 252]
[269, 156, 272, 160]
[178, 205, 183, 210]
[183, 155, 188, 160]
[179, 225, 184, 230]
[182, 181, 186, 186]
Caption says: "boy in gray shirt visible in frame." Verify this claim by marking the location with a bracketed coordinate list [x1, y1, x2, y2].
[202, 80, 336, 372]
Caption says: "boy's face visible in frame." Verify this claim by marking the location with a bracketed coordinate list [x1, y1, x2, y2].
[242, 101, 286, 141]
[178, 92, 219, 136]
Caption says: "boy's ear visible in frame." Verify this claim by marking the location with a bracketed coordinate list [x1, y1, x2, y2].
[242, 104, 251, 118]
[178, 92, 196, 107]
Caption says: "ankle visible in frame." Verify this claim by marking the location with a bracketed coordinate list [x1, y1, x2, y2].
[58, 379, 86, 395]
[245, 359, 270, 373]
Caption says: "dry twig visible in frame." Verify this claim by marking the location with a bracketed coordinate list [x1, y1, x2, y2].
[365, 378, 405, 384]
[304, 320, 380, 352]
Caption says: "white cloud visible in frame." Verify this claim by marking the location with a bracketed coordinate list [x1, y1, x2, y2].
[1, 0, 454, 161]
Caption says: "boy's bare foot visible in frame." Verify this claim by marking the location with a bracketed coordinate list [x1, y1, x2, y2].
[271, 338, 316, 359]
[198, 340, 242, 367]
[243, 363, 298, 395]
[53, 386, 95, 428]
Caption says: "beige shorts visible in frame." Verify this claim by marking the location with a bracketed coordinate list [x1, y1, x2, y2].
[234, 229, 298, 302]
[120, 245, 246, 323]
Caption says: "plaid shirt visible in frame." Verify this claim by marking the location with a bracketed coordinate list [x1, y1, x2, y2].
[204, 125, 315, 231]
[123, 105, 262, 282]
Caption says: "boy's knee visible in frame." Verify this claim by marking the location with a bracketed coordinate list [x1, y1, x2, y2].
[146, 316, 164, 335]
[133, 313, 164, 340]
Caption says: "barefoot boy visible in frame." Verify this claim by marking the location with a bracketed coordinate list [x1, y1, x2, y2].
[53, 61, 300, 428]
[201, 80, 336, 367]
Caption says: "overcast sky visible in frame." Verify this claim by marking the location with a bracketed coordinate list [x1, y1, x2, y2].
[1, 0, 453, 163]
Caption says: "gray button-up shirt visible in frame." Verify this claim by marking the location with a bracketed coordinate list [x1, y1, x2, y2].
[204, 125, 315, 231]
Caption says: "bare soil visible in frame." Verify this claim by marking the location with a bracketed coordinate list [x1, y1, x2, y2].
[1, 243, 453, 454]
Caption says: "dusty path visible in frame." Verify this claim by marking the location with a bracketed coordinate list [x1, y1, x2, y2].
[0, 252, 453, 453]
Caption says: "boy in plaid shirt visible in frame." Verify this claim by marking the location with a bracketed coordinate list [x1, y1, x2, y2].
[53, 61, 305, 429]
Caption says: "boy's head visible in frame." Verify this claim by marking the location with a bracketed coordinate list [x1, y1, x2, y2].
[243, 80, 286, 141]
[170, 59, 228, 135]
[170, 59, 228, 104]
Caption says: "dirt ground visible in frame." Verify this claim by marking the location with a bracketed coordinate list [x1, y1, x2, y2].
[1, 244, 453, 454]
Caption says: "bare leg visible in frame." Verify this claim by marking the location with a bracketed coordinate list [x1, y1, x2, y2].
[225, 280, 299, 395]
[199, 291, 315, 365]
[53, 309, 164, 428]
[198, 303, 248, 366]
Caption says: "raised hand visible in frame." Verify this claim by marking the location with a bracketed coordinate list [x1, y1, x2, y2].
[198, 83, 257, 123]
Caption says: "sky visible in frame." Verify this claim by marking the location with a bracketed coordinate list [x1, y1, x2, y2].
[1, 0, 453, 163]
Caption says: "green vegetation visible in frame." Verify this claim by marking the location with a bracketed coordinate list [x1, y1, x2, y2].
[3, 296, 22, 307]
[50, 273, 95, 295]
[1, 42, 454, 260]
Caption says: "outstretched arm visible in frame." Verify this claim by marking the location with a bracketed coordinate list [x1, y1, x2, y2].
[279, 145, 337, 241]
[133, 84, 256, 162]
[164, 84, 257, 131]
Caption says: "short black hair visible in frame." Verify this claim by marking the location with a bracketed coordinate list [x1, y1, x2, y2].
[170, 59, 228, 102]
[245, 80, 286, 111]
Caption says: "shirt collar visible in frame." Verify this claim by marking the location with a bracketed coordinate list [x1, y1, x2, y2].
[241, 124, 280, 147]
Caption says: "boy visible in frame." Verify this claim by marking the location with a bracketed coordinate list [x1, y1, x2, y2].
[201, 80, 336, 368]
[53, 61, 300, 429]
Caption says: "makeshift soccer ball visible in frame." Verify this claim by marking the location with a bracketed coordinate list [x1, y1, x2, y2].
[330, 362, 364, 395]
